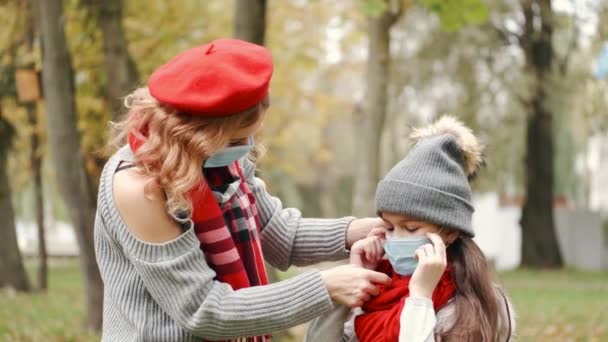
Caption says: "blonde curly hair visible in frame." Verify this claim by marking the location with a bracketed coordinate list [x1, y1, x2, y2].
[110, 87, 266, 214]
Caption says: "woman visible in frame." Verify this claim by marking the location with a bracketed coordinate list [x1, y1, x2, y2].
[95, 38, 391, 341]
[305, 116, 516, 341]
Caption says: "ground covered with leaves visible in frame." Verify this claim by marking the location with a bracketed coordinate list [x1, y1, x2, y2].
[1, 260, 606, 341]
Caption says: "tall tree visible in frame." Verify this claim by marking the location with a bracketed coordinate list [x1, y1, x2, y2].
[0, 108, 31, 292]
[234, 0, 266, 45]
[26, 100, 47, 290]
[33, 0, 103, 330]
[81, 0, 140, 120]
[352, 0, 403, 216]
[0, 0, 31, 293]
[518, 0, 563, 267]
[24, 0, 47, 290]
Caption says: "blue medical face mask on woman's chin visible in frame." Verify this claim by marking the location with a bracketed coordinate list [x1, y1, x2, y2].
[384, 236, 432, 276]
[204, 136, 254, 168]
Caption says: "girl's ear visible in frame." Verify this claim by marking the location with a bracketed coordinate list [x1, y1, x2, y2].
[444, 229, 460, 245]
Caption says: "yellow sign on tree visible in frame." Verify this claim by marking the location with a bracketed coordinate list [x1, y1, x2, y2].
[14, 69, 41, 104]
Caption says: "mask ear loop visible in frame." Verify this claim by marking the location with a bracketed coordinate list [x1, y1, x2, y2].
[437, 227, 451, 249]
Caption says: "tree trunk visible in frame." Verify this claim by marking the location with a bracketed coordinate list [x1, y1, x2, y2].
[86, 0, 139, 120]
[23, 0, 47, 291]
[34, 0, 103, 330]
[600, 3, 608, 41]
[318, 125, 338, 218]
[519, 0, 563, 268]
[234, 0, 267, 45]
[26, 103, 47, 290]
[352, 2, 402, 217]
[0, 111, 31, 292]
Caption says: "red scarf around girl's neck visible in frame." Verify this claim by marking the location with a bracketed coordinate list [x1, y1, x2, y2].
[354, 260, 456, 342]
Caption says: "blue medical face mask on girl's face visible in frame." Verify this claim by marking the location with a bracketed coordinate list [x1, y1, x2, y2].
[204, 136, 254, 168]
[384, 236, 432, 276]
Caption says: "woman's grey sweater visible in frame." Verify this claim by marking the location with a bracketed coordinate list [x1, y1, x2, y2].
[94, 146, 354, 341]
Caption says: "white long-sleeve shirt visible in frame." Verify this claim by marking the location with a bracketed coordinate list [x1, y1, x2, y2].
[399, 297, 438, 342]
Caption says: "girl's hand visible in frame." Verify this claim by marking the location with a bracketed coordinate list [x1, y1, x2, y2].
[350, 236, 385, 270]
[346, 218, 389, 249]
[409, 233, 447, 299]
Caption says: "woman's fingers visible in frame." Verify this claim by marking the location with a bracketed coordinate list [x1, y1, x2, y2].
[322, 265, 391, 307]
[364, 283, 381, 297]
[351, 269, 389, 306]
[359, 291, 371, 303]
[364, 269, 392, 286]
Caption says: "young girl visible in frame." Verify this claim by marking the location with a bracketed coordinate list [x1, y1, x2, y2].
[306, 116, 515, 342]
[96, 38, 392, 342]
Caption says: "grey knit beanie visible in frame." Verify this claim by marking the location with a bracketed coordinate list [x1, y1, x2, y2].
[375, 116, 484, 236]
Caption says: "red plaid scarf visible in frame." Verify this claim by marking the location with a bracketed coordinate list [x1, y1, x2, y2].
[128, 132, 270, 342]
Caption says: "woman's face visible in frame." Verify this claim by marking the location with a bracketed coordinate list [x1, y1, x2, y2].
[381, 212, 459, 244]
[227, 105, 268, 147]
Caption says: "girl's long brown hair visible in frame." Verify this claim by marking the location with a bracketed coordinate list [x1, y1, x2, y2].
[109, 87, 266, 214]
[440, 236, 502, 341]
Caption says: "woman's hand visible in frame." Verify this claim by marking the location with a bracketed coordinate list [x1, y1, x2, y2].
[346, 217, 390, 250]
[409, 233, 447, 299]
[350, 236, 385, 270]
[320, 264, 391, 308]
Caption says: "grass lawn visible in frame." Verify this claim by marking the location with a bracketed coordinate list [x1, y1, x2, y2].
[0, 259, 99, 342]
[497, 268, 608, 341]
[0, 260, 606, 341]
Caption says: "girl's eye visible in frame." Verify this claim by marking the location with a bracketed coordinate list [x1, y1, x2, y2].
[229, 139, 246, 146]
[405, 226, 420, 232]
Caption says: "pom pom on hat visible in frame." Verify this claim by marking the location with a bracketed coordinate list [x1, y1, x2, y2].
[410, 115, 484, 178]
[148, 38, 273, 116]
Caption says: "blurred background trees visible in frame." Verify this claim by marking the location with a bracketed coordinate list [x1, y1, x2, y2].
[1, 0, 607, 340]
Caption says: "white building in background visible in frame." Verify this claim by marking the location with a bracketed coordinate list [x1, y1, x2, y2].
[17, 220, 79, 257]
[588, 134, 608, 215]
[472, 193, 606, 271]
[472, 193, 522, 270]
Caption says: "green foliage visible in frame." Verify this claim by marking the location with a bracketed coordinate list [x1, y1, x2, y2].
[0, 115, 16, 154]
[0, 0, 600, 220]
[0, 63, 16, 98]
[0, 0, 21, 98]
[420, 0, 489, 32]
[261, 0, 362, 193]
[359, 0, 388, 17]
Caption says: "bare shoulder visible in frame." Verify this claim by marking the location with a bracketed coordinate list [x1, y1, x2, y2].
[113, 167, 184, 243]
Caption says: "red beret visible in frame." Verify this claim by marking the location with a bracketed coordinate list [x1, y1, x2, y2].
[148, 39, 273, 116]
